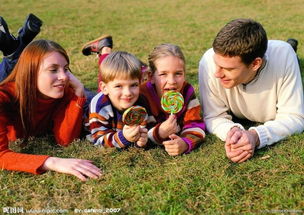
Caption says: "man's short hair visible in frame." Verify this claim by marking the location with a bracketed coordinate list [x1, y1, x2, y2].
[213, 18, 268, 65]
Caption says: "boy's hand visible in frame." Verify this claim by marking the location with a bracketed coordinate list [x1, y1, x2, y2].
[67, 71, 85, 97]
[163, 134, 188, 156]
[136, 127, 148, 147]
[123, 125, 140, 142]
[159, 115, 179, 139]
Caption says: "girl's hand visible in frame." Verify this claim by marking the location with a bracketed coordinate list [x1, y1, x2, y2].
[159, 114, 179, 139]
[41, 157, 102, 181]
[162, 134, 188, 156]
[67, 71, 85, 97]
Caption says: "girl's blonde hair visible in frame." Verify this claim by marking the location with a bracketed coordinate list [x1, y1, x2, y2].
[100, 51, 142, 83]
[148, 43, 185, 74]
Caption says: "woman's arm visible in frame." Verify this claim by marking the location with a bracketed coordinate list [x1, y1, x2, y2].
[52, 72, 86, 146]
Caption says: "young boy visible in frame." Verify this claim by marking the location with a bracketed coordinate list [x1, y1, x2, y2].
[83, 36, 155, 148]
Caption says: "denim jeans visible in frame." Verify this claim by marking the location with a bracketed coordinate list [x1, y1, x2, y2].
[0, 41, 24, 82]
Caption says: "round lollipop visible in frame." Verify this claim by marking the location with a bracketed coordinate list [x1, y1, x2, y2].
[161, 91, 184, 114]
[122, 106, 148, 126]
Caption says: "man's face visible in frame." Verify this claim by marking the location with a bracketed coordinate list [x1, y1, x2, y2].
[213, 53, 256, 89]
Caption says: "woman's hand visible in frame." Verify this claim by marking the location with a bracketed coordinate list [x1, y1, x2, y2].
[41, 157, 102, 181]
[67, 71, 85, 97]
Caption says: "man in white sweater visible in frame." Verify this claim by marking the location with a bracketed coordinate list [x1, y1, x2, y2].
[198, 18, 304, 163]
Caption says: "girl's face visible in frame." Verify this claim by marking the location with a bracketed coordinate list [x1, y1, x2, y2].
[100, 78, 140, 111]
[37, 51, 69, 99]
[151, 56, 185, 98]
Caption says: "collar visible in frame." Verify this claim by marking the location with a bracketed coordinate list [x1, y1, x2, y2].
[242, 57, 267, 89]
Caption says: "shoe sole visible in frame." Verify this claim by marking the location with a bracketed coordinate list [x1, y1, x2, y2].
[25, 13, 43, 32]
[81, 34, 112, 55]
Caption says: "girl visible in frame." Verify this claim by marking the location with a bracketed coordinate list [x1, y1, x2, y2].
[140, 44, 206, 156]
[0, 40, 101, 181]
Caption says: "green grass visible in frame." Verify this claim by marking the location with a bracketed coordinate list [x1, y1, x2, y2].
[1, 0, 304, 214]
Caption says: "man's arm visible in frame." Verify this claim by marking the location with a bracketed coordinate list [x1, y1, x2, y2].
[249, 46, 304, 148]
[198, 49, 244, 141]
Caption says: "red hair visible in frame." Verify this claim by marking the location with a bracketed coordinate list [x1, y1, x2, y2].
[1, 40, 69, 137]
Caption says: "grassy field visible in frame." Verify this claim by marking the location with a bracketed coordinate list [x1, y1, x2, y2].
[1, 0, 304, 214]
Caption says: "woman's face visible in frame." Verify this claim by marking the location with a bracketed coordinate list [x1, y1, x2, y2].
[37, 51, 70, 99]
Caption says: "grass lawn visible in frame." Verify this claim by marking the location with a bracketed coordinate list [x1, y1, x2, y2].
[1, 0, 304, 214]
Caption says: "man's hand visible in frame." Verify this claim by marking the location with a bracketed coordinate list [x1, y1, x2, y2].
[230, 130, 259, 152]
[225, 142, 252, 163]
[225, 128, 260, 163]
[163, 134, 188, 156]
[226, 126, 243, 145]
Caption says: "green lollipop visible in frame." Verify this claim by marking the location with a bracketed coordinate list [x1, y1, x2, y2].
[161, 91, 184, 114]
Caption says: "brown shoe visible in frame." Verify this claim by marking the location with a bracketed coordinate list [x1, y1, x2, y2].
[82, 35, 113, 56]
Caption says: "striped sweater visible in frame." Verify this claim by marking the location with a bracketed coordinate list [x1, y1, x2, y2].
[87, 92, 155, 148]
[140, 81, 206, 153]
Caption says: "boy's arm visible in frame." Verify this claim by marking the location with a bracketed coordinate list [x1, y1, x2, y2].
[88, 113, 132, 148]
[88, 93, 133, 148]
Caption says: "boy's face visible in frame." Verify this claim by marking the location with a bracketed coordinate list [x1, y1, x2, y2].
[151, 56, 185, 98]
[100, 78, 140, 111]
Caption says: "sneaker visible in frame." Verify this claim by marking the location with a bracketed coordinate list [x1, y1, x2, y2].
[82, 35, 113, 56]
[17, 13, 42, 45]
[287, 38, 298, 53]
[0, 16, 19, 56]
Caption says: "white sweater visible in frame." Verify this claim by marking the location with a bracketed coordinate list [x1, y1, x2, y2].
[198, 40, 304, 149]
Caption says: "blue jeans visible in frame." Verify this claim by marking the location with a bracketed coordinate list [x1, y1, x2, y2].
[0, 41, 24, 82]
[0, 41, 96, 122]
[0, 53, 19, 82]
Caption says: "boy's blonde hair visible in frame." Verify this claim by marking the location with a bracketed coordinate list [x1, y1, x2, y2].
[100, 51, 142, 83]
[148, 43, 185, 74]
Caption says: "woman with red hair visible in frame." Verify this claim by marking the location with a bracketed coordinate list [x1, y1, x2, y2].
[0, 40, 101, 181]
